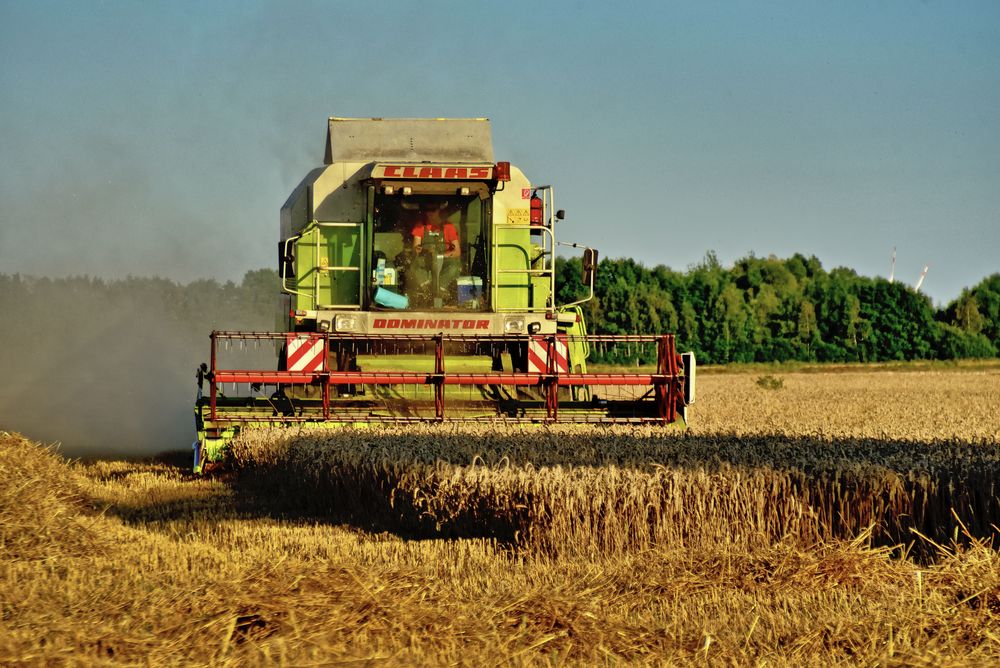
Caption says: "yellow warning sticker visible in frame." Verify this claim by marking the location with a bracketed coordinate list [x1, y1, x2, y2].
[507, 208, 529, 225]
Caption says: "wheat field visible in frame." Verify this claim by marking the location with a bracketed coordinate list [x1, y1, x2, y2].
[3, 365, 1000, 665]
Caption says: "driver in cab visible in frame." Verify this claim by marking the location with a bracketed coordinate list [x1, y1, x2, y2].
[412, 201, 460, 260]
[406, 200, 462, 306]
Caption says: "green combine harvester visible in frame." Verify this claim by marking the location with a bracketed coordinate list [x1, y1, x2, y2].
[194, 117, 695, 472]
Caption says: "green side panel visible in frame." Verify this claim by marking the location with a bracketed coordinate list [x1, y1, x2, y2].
[564, 306, 589, 374]
[530, 277, 548, 310]
[528, 242, 547, 310]
[293, 224, 363, 310]
[494, 226, 530, 309]
[358, 353, 495, 402]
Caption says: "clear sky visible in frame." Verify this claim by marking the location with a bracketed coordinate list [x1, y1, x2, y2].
[1, 0, 998, 306]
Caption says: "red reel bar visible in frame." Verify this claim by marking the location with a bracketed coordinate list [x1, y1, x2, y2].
[212, 371, 676, 386]
[206, 331, 686, 423]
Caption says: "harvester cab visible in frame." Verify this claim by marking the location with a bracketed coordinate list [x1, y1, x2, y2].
[193, 117, 695, 472]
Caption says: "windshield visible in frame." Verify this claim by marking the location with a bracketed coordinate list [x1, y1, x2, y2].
[372, 193, 489, 311]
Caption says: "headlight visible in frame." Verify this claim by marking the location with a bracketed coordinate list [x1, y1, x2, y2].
[335, 314, 361, 332]
[317, 320, 331, 332]
[504, 317, 525, 334]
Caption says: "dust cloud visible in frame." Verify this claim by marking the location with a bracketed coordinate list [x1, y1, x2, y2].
[0, 272, 277, 459]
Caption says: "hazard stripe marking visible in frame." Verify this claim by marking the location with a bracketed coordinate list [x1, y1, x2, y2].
[527, 336, 569, 374]
[527, 342, 547, 373]
[551, 341, 568, 371]
[286, 334, 326, 372]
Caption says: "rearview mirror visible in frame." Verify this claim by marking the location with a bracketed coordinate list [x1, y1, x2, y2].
[278, 240, 295, 278]
[555, 209, 565, 220]
[581, 248, 598, 285]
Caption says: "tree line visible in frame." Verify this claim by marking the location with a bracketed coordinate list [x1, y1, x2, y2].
[1, 255, 997, 372]
[556, 253, 999, 365]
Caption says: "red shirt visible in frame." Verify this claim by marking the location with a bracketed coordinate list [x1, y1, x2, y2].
[412, 222, 458, 243]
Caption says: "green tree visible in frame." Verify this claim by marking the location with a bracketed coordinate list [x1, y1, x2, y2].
[797, 300, 818, 358]
[954, 292, 984, 334]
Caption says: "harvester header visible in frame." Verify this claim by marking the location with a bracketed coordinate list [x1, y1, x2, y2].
[193, 116, 695, 473]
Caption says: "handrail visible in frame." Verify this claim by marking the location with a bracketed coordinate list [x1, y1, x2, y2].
[554, 241, 596, 309]
[280, 234, 313, 305]
[280, 221, 366, 309]
[314, 221, 364, 309]
[492, 223, 555, 314]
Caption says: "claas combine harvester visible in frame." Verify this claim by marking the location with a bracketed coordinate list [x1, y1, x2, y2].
[193, 117, 695, 472]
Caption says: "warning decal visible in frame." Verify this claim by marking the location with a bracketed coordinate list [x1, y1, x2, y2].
[507, 208, 529, 225]
[527, 335, 569, 374]
[286, 334, 326, 372]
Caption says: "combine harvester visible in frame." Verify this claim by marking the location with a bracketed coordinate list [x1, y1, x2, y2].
[194, 117, 695, 472]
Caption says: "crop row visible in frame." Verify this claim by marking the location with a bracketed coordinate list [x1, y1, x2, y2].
[230, 424, 1000, 558]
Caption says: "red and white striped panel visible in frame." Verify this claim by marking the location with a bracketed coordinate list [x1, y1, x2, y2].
[285, 334, 326, 372]
[527, 335, 569, 374]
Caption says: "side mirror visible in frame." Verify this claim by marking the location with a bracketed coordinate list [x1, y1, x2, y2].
[278, 240, 295, 278]
[581, 248, 598, 285]
[555, 209, 565, 220]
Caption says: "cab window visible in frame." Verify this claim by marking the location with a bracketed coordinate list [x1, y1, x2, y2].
[372, 193, 488, 311]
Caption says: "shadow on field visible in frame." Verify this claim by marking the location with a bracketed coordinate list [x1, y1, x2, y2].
[228, 466, 529, 544]
[94, 450, 475, 539]
[212, 430, 1000, 559]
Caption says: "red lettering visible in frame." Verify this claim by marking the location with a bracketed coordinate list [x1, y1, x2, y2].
[386, 319, 400, 328]
[463, 320, 475, 328]
[451, 320, 463, 328]
[383, 165, 495, 180]
[373, 318, 387, 328]
[401, 319, 417, 328]
[477, 320, 489, 329]
[439, 320, 450, 329]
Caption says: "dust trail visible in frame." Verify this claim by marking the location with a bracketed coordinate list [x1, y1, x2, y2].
[0, 272, 277, 458]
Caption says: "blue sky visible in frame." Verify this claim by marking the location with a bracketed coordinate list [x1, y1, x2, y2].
[1, 0, 998, 305]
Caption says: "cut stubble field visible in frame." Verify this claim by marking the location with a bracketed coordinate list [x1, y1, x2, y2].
[2, 366, 999, 665]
